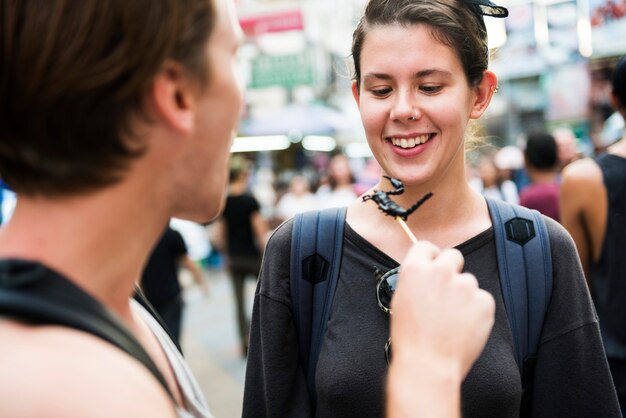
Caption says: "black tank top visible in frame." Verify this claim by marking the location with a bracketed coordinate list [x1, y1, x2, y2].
[591, 153, 626, 358]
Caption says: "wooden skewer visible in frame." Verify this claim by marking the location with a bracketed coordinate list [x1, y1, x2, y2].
[395, 217, 419, 245]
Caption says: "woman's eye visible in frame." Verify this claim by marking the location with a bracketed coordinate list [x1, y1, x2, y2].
[420, 85, 443, 94]
[371, 88, 392, 97]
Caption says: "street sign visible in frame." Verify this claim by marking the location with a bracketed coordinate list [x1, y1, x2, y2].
[239, 10, 303, 37]
[250, 52, 314, 89]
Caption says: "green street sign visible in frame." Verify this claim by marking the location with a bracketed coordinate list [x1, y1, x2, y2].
[250, 52, 314, 89]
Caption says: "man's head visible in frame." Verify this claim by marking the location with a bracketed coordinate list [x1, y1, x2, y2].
[552, 127, 578, 169]
[524, 131, 558, 173]
[229, 156, 250, 184]
[612, 54, 626, 114]
[0, 0, 215, 197]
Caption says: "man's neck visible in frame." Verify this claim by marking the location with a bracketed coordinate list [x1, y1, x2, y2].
[229, 179, 248, 196]
[0, 184, 169, 322]
[527, 168, 558, 184]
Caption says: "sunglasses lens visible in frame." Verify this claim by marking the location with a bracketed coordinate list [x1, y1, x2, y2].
[377, 267, 400, 313]
[385, 337, 392, 364]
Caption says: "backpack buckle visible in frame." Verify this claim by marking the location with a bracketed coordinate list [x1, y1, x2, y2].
[505, 217, 536, 246]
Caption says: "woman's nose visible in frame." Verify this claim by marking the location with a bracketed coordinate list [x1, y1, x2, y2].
[390, 93, 420, 122]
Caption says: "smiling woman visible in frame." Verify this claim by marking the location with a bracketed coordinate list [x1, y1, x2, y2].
[243, 1, 622, 417]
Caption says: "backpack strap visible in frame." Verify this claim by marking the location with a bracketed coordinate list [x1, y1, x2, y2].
[486, 197, 552, 370]
[290, 207, 346, 409]
[486, 197, 552, 418]
[0, 259, 174, 399]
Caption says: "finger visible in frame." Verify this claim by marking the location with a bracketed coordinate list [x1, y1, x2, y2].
[432, 248, 465, 273]
[403, 241, 440, 265]
[456, 272, 479, 290]
[476, 288, 496, 320]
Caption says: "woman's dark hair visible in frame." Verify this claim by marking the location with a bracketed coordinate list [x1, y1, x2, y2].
[351, 0, 490, 91]
[0, 0, 215, 196]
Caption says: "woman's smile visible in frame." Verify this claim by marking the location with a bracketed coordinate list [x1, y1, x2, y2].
[388, 133, 432, 149]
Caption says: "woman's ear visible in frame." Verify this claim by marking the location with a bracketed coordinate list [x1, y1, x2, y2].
[470, 70, 498, 120]
[148, 60, 195, 134]
[352, 81, 361, 108]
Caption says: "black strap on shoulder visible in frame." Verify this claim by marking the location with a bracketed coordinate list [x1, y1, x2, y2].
[486, 197, 553, 368]
[0, 259, 173, 399]
[290, 207, 346, 409]
[486, 197, 552, 415]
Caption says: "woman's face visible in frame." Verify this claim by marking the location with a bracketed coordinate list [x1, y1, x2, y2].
[352, 23, 494, 189]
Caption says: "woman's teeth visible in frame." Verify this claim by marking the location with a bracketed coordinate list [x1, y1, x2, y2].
[390, 135, 430, 149]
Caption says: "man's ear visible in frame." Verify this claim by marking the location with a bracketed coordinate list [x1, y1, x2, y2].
[149, 60, 195, 134]
[470, 70, 498, 120]
[352, 81, 360, 108]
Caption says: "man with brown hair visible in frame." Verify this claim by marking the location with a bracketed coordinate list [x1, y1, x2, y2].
[0, 0, 243, 416]
[0, 0, 496, 417]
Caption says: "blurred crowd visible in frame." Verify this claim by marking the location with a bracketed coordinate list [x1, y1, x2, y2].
[200, 115, 625, 357]
[1, 107, 623, 361]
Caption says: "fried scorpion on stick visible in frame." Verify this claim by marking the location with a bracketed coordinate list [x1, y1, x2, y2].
[362, 176, 433, 243]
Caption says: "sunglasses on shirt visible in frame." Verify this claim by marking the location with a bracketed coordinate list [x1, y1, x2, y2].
[375, 266, 400, 364]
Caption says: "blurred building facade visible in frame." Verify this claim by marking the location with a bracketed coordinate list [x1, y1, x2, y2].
[233, 0, 626, 169]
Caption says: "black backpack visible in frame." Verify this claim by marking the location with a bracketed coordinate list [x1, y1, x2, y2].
[0, 259, 174, 399]
[290, 197, 552, 415]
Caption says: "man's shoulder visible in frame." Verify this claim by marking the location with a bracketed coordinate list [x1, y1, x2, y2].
[562, 157, 602, 182]
[0, 319, 177, 418]
[561, 158, 604, 206]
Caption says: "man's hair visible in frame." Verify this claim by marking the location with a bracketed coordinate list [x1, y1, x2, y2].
[613, 54, 626, 108]
[524, 132, 558, 171]
[0, 0, 215, 196]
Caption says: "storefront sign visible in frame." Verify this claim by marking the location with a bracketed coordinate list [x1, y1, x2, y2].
[250, 52, 314, 89]
[590, 0, 626, 57]
[239, 10, 303, 37]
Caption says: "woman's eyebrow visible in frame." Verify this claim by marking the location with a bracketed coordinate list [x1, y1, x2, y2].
[362, 69, 453, 83]
[362, 72, 392, 82]
[413, 69, 453, 79]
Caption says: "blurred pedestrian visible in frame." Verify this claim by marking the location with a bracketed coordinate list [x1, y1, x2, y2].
[552, 127, 580, 170]
[560, 53, 626, 414]
[470, 153, 519, 203]
[274, 174, 318, 221]
[141, 225, 209, 350]
[316, 153, 359, 209]
[495, 144, 529, 192]
[519, 132, 561, 222]
[213, 156, 269, 356]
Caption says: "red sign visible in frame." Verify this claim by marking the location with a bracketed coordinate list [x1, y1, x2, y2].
[239, 10, 303, 36]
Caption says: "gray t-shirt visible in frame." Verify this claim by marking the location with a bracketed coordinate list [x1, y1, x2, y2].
[243, 214, 620, 417]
